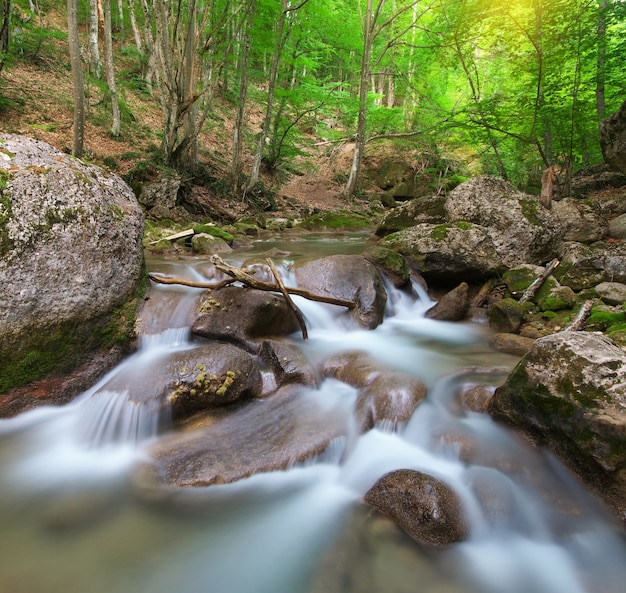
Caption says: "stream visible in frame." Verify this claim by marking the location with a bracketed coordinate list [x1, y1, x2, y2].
[1, 232, 625, 593]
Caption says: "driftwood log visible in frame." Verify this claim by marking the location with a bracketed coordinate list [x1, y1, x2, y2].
[149, 256, 357, 340]
[564, 300, 595, 332]
[518, 258, 560, 304]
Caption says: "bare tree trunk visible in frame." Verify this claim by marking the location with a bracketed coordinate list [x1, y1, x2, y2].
[248, 1, 289, 191]
[127, 0, 143, 53]
[68, 0, 85, 157]
[102, 0, 121, 136]
[596, 0, 607, 120]
[231, 8, 253, 192]
[344, 0, 375, 201]
[1, 0, 11, 73]
[88, 0, 102, 77]
[116, 0, 124, 38]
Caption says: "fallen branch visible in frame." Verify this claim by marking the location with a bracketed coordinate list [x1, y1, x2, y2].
[149, 229, 195, 245]
[564, 300, 595, 332]
[148, 274, 235, 290]
[149, 257, 356, 310]
[267, 258, 308, 340]
[518, 258, 560, 304]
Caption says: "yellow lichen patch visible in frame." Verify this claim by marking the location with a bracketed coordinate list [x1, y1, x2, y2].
[198, 298, 222, 313]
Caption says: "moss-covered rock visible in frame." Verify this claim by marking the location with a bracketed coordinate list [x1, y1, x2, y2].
[489, 331, 626, 523]
[363, 245, 410, 287]
[301, 210, 373, 231]
[0, 134, 144, 404]
[487, 298, 526, 333]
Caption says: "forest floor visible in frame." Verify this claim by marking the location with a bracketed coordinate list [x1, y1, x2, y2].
[0, 58, 363, 217]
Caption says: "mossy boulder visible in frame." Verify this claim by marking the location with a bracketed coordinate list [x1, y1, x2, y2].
[374, 194, 447, 237]
[487, 298, 526, 333]
[301, 210, 373, 230]
[0, 134, 144, 404]
[489, 331, 626, 523]
[445, 176, 562, 267]
[363, 245, 410, 287]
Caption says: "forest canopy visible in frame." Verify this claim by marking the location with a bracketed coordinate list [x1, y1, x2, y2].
[1, 0, 624, 196]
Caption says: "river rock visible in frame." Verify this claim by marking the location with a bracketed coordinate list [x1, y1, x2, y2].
[600, 99, 626, 174]
[140, 385, 348, 488]
[488, 333, 536, 357]
[165, 343, 263, 421]
[551, 198, 607, 242]
[595, 281, 626, 306]
[362, 245, 411, 288]
[322, 351, 383, 387]
[364, 469, 469, 546]
[138, 175, 180, 216]
[487, 298, 525, 333]
[381, 222, 504, 281]
[488, 331, 626, 523]
[0, 134, 144, 400]
[374, 194, 447, 237]
[294, 254, 387, 329]
[259, 339, 317, 389]
[445, 176, 562, 266]
[425, 282, 470, 321]
[191, 286, 301, 353]
[555, 241, 626, 290]
[355, 372, 427, 431]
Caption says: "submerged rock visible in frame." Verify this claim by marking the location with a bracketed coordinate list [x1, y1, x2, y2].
[139, 385, 349, 489]
[364, 469, 469, 546]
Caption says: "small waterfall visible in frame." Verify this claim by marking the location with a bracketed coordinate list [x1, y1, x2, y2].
[1, 247, 626, 593]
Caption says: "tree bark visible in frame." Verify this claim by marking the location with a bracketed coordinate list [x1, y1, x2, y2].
[67, 0, 85, 158]
[103, 0, 121, 137]
[88, 0, 102, 77]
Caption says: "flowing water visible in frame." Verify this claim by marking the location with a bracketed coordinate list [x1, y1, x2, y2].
[1, 233, 625, 593]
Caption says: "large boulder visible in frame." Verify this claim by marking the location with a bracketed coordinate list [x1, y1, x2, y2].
[381, 222, 505, 281]
[364, 469, 469, 546]
[445, 176, 562, 266]
[374, 194, 447, 237]
[489, 331, 626, 523]
[294, 255, 387, 329]
[0, 134, 144, 400]
[600, 99, 626, 174]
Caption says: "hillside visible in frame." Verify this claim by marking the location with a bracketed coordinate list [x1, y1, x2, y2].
[0, 32, 367, 218]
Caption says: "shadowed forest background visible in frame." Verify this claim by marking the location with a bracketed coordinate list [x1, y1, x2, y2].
[1, 0, 625, 204]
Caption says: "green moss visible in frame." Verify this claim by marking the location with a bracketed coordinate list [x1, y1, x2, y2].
[0, 265, 148, 393]
[192, 224, 234, 243]
[430, 223, 449, 240]
[587, 307, 626, 331]
[455, 221, 472, 230]
[301, 210, 372, 230]
[519, 198, 541, 226]
[0, 171, 15, 256]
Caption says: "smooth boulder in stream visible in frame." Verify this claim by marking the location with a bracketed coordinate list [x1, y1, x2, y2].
[0, 134, 144, 409]
[489, 331, 626, 523]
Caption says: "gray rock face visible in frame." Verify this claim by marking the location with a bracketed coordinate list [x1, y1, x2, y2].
[489, 331, 626, 523]
[551, 198, 607, 242]
[600, 99, 626, 174]
[445, 176, 562, 266]
[0, 134, 144, 393]
[294, 255, 387, 329]
[364, 469, 469, 546]
[382, 222, 504, 280]
[555, 241, 626, 290]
